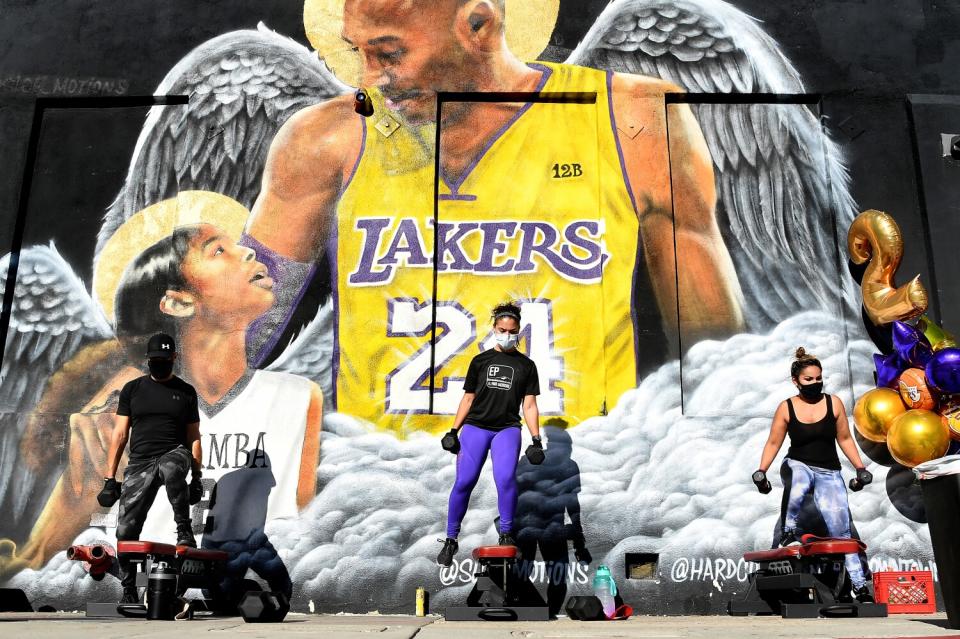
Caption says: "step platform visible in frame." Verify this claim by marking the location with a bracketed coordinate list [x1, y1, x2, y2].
[728, 535, 887, 619]
[84, 541, 229, 618]
[445, 545, 550, 621]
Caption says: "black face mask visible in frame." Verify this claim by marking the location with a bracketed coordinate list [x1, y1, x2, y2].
[148, 358, 175, 380]
[798, 381, 824, 400]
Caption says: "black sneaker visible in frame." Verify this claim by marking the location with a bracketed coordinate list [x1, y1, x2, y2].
[119, 587, 140, 604]
[853, 585, 874, 603]
[779, 529, 802, 547]
[437, 538, 458, 566]
[176, 525, 197, 548]
[498, 533, 516, 546]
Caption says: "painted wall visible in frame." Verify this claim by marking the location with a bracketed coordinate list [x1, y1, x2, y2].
[0, 0, 958, 614]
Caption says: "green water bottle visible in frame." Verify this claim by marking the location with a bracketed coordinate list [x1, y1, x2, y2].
[592, 564, 617, 618]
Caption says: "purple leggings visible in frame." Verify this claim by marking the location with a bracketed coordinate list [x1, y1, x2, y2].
[446, 424, 522, 539]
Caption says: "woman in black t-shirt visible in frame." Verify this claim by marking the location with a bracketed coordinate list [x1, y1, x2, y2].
[753, 347, 874, 601]
[436, 302, 543, 567]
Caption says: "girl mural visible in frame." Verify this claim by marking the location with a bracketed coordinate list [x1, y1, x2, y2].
[1, 193, 322, 601]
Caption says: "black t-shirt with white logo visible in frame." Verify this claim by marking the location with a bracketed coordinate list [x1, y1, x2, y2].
[463, 348, 540, 431]
[117, 375, 200, 462]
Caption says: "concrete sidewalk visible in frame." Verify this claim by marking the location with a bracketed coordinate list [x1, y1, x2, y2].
[1, 612, 958, 639]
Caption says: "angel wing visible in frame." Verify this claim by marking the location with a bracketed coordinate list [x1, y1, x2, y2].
[567, 0, 859, 330]
[0, 244, 113, 540]
[265, 298, 334, 403]
[96, 23, 350, 255]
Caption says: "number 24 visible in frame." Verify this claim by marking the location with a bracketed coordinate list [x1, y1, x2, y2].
[385, 299, 564, 415]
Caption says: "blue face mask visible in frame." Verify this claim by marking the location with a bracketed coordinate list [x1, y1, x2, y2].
[495, 332, 519, 351]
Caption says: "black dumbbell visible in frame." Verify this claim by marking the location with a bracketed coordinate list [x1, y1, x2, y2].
[238, 590, 289, 623]
[441, 428, 460, 454]
[565, 595, 606, 620]
[752, 470, 772, 494]
[849, 467, 873, 492]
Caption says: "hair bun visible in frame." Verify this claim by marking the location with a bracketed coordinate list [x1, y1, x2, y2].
[795, 347, 807, 360]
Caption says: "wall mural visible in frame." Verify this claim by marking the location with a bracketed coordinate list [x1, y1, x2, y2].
[0, 0, 942, 613]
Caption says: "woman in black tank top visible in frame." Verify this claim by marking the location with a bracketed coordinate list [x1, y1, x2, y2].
[752, 348, 875, 602]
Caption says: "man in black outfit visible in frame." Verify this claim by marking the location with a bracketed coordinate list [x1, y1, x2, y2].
[98, 333, 203, 603]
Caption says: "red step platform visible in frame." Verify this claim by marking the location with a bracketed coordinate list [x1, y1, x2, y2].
[729, 536, 887, 619]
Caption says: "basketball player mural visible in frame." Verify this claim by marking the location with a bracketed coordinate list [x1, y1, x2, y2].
[241, 0, 745, 432]
[64, 0, 856, 439]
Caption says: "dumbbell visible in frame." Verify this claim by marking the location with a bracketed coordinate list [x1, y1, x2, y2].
[752, 470, 772, 494]
[849, 467, 873, 492]
[238, 590, 289, 623]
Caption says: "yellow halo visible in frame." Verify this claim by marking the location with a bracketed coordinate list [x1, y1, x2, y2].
[304, 0, 560, 87]
[93, 191, 249, 324]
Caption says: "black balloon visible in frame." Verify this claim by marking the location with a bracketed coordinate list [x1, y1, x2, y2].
[885, 464, 927, 523]
[862, 306, 895, 354]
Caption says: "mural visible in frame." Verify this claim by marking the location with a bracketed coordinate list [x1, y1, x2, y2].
[0, 0, 940, 613]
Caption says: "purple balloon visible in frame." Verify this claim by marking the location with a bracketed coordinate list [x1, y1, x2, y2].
[874, 352, 907, 389]
[926, 348, 960, 394]
[892, 320, 934, 368]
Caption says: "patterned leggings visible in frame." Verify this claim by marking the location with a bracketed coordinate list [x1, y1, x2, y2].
[780, 458, 866, 588]
[116, 446, 192, 589]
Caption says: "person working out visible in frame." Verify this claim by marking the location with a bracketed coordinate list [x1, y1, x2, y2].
[753, 347, 874, 602]
[437, 302, 544, 567]
[98, 333, 202, 603]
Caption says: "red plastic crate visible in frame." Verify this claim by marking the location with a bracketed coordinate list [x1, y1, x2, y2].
[872, 571, 937, 614]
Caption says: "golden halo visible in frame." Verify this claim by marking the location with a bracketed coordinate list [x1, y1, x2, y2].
[93, 191, 249, 324]
[304, 0, 560, 87]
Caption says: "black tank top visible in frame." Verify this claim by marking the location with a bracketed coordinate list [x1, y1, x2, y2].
[785, 396, 841, 471]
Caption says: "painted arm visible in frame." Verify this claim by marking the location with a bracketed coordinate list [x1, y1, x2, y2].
[451, 393, 475, 431]
[243, 100, 365, 362]
[186, 421, 202, 474]
[105, 414, 131, 479]
[246, 98, 363, 262]
[759, 401, 789, 472]
[834, 396, 866, 469]
[1, 369, 138, 576]
[297, 382, 324, 510]
[612, 75, 744, 350]
[522, 395, 541, 438]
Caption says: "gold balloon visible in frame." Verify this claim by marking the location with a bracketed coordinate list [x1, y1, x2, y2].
[918, 315, 959, 352]
[886, 409, 951, 468]
[853, 387, 906, 442]
[847, 210, 928, 325]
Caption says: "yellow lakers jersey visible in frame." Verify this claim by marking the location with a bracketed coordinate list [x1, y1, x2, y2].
[334, 62, 640, 435]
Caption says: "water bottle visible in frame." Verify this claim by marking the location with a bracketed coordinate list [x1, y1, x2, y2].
[146, 561, 179, 620]
[592, 564, 618, 619]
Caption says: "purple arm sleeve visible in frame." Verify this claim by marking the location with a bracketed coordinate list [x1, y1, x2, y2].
[239, 233, 318, 367]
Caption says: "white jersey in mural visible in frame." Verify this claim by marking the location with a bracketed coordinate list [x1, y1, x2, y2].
[117, 370, 311, 545]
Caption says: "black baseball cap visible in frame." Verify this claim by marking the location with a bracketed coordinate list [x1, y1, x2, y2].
[146, 333, 176, 358]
